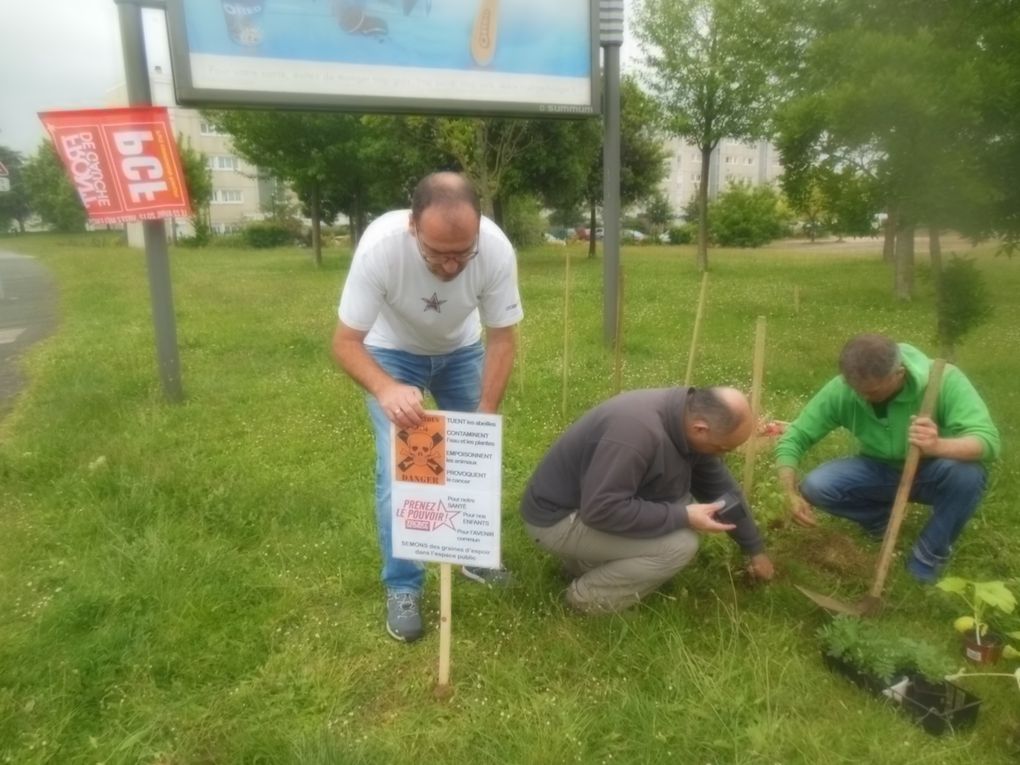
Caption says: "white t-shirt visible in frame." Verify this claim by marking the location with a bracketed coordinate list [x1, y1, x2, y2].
[338, 210, 524, 355]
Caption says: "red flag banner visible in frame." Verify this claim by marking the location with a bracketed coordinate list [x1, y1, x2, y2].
[38, 107, 192, 224]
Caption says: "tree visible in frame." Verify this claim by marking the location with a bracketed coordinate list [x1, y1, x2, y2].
[22, 141, 86, 232]
[776, 0, 1009, 299]
[175, 135, 213, 244]
[780, 151, 878, 243]
[406, 117, 533, 221]
[643, 191, 674, 239]
[206, 111, 413, 265]
[634, 0, 797, 270]
[972, 1, 1020, 252]
[509, 115, 601, 254]
[0, 146, 32, 233]
[513, 76, 668, 258]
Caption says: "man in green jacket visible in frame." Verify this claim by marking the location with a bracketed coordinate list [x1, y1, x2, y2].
[775, 334, 999, 583]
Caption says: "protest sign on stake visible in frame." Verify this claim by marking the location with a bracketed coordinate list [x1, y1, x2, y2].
[390, 410, 503, 698]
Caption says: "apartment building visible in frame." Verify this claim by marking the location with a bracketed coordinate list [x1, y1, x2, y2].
[660, 137, 784, 218]
[172, 106, 270, 235]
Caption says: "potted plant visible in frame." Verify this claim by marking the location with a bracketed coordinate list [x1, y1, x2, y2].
[818, 617, 981, 735]
[936, 577, 1020, 665]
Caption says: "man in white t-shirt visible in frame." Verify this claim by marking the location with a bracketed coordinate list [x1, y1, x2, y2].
[333, 172, 524, 642]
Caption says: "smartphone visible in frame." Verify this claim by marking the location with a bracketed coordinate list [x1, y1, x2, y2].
[713, 491, 747, 524]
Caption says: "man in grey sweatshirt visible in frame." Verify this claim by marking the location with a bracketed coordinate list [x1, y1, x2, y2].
[520, 387, 774, 612]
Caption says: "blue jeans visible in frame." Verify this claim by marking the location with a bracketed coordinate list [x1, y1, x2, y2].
[799, 457, 986, 568]
[366, 342, 484, 594]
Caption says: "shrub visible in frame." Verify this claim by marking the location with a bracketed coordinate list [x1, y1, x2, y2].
[709, 182, 790, 247]
[667, 224, 695, 245]
[242, 221, 296, 249]
[937, 256, 993, 353]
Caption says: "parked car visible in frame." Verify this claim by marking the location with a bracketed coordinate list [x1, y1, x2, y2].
[622, 229, 646, 242]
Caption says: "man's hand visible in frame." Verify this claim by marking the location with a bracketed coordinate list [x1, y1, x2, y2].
[687, 500, 737, 533]
[788, 491, 817, 527]
[377, 383, 426, 427]
[909, 415, 940, 456]
[777, 465, 815, 527]
[747, 552, 775, 581]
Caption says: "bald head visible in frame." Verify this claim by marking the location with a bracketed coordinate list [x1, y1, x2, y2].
[410, 172, 481, 225]
[684, 386, 753, 455]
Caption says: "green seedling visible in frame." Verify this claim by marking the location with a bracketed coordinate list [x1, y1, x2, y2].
[937, 576, 1020, 657]
[819, 616, 954, 685]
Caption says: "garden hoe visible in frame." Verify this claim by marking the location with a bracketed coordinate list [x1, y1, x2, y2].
[796, 358, 946, 617]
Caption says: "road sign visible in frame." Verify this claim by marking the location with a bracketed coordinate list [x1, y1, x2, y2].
[0, 177, 9, 192]
[0, 161, 8, 177]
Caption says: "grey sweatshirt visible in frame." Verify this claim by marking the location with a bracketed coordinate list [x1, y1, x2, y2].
[519, 388, 765, 555]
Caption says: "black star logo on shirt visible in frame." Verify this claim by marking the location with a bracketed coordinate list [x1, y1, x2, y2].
[422, 292, 447, 313]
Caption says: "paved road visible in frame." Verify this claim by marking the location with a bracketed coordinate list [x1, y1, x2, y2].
[0, 250, 58, 418]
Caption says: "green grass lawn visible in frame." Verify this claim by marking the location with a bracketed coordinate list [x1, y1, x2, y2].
[1, 233, 1018, 763]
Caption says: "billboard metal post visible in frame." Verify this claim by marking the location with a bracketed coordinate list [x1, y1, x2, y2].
[115, 0, 183, 403]
[601, 0, 623, 347]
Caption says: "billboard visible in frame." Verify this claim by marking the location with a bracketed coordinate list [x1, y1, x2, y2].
[38, 107, 192, 224]
[165, 0, 598, 116]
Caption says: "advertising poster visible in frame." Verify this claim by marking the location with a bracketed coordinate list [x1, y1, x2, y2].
[166, 0, 597, 115]
[38, 107, 192, 224]
[391, 410, 502, 568]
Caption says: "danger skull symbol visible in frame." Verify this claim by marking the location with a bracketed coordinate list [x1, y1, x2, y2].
[407, 432, 435, 466]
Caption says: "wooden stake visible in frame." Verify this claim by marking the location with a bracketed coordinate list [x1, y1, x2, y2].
[741, 316, 767, 498]
[794, 285, 800, 314]
[613, 269, 625, 394]
[435, 562, 453, 698]
[561, 249, 571, 417]
[684, 272, 709, 386]
[516, 326, 525, 397]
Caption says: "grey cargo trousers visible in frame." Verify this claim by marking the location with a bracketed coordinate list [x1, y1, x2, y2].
[525, 512, 699, 612]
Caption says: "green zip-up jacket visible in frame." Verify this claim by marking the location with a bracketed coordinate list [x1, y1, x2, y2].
[775, 344, 1000, 469]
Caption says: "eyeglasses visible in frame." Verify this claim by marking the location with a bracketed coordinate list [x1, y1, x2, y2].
[414, 225, 479, 265]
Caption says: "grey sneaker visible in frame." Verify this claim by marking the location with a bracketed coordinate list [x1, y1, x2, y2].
[461, 565, 512, 587]
[385, 592, 423, 642]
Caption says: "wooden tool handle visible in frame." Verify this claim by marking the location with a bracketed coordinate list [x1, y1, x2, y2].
[868, 358, 946, 598]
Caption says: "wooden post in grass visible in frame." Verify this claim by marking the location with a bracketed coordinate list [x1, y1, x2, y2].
[517, 326, 525, 397]
[435, 562, 453, 699]
[613, 269, 625, 394]
[684, 272, 709, 386]
[742, 316, 767, 498]
[794, 286, 800, 314]
[562, 249, 571, 417]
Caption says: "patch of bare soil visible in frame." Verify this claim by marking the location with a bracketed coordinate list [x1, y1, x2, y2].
[788, 527, 876, 579]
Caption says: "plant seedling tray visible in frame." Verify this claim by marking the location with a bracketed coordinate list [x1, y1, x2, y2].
[822, 653, 981, 735]
[903, 677, 982, 735]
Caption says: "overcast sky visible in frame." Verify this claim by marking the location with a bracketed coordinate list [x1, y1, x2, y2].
[1, 1, 174, 155]
[0, 0, 639, 158]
